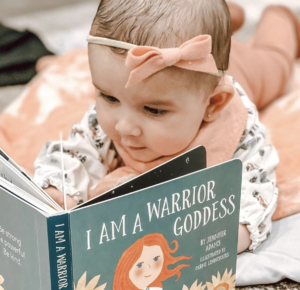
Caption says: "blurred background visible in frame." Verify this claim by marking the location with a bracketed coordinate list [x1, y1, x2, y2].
[0, 0, 300, 113]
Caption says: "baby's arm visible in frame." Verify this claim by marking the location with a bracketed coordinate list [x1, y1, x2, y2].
[237, 139, 279, 252]
[44, 186, 77, 209]
[33, 104, 120, 206]
[238, 224, 251, 253]
[89, 166, 139, 199]
[233, 83, 279, 252]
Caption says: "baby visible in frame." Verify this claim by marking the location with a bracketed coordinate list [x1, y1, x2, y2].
[33, 0, 300, 253]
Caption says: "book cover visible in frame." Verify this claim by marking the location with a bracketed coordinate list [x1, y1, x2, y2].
[0, 186, 52, 289]
[0, 146, 241, 290]
[69, 160, 241, 290]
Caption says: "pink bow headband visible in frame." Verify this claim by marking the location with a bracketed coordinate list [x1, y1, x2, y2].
[87, 35, 226, 88]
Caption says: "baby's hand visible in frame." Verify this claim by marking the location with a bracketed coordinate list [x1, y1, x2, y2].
[89, 166, 139, 199]
[45, 186, 78, 210]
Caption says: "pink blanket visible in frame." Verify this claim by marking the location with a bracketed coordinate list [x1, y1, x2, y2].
[0, 49, 299, 221]
[259, 62, 300, 220]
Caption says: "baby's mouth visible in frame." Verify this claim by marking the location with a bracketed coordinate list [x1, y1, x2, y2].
[144, 275, 151, 277]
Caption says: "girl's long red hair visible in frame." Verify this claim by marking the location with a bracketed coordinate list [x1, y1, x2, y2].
[113, 233, 192, 290]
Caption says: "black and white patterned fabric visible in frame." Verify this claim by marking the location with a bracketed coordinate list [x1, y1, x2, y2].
[33, 103, 121, 204]
[231, 78, 279, 251]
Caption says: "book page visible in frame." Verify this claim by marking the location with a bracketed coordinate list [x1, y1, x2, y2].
[0, 177, 56, 215]
[0, 153, 61, 211]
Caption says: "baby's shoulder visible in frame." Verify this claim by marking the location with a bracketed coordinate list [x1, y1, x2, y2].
[230, 77, 268, 159]
[231, 76, 258, 114]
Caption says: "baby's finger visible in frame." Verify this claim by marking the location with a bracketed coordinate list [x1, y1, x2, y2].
[44, 187, 65, 207]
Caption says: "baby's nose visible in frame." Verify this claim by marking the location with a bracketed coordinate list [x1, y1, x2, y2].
[115, 118, 142, 137]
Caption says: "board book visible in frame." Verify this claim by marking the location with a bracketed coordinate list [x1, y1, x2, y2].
[0, 146, 242, 290]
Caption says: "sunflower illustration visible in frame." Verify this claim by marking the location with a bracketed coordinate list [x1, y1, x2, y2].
[206, 269, 235, 290]
[182, 279, 206, 290]
[0, 275, 4, 290]
[74, 272, 107, 290]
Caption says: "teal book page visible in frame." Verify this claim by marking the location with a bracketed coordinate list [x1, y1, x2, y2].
[0, 187, 51, 290]
[70, 159, 242, 290]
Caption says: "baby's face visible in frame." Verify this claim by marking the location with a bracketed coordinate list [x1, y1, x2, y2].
[89, 44, 209, 162]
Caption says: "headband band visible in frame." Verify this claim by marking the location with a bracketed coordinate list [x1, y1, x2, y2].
[87, 34, 227, 87]
[87, 35, 137, 50]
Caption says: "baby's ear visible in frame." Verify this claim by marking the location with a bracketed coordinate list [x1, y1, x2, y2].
[203, 80, 235, 122]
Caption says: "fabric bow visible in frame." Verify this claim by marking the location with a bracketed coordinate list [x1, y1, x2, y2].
[125, 34, 219, 88]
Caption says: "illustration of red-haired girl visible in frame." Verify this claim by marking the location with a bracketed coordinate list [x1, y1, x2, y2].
[113, 233, 192, 290]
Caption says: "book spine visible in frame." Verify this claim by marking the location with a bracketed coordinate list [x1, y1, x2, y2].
[47, 213, 73, 290]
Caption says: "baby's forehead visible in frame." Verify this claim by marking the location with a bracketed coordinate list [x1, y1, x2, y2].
[89, 43, 185, 82]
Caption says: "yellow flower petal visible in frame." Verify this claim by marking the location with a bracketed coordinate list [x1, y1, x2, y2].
[86, 275, 100, 290]
[0, 285, 4, 290]
[212, 275, 219, 285]
[183, 280, 206, 290]
[190, 280, 198, 290]
[206, 281, 214, 290]
[74, 272, 106, 290]
[227, 273, 236, 287]
[76, 272, 87, 290]
[0, 276, 4, 284]
[207, 269, 236, 290]
[197, 282, 206, 290]
[95, 282, 107, 290]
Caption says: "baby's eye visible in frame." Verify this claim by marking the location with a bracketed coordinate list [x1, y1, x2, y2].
[100, 92, 119, 104]
[144, 106, 167, 116]
[153, 256, 160, 262]
[136, 262, 144, 268]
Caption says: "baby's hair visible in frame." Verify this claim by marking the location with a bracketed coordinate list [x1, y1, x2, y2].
[91, 0, 231, 96]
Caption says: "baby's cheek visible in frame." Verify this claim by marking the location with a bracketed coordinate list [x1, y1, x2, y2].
[96, 110, 118, 140]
